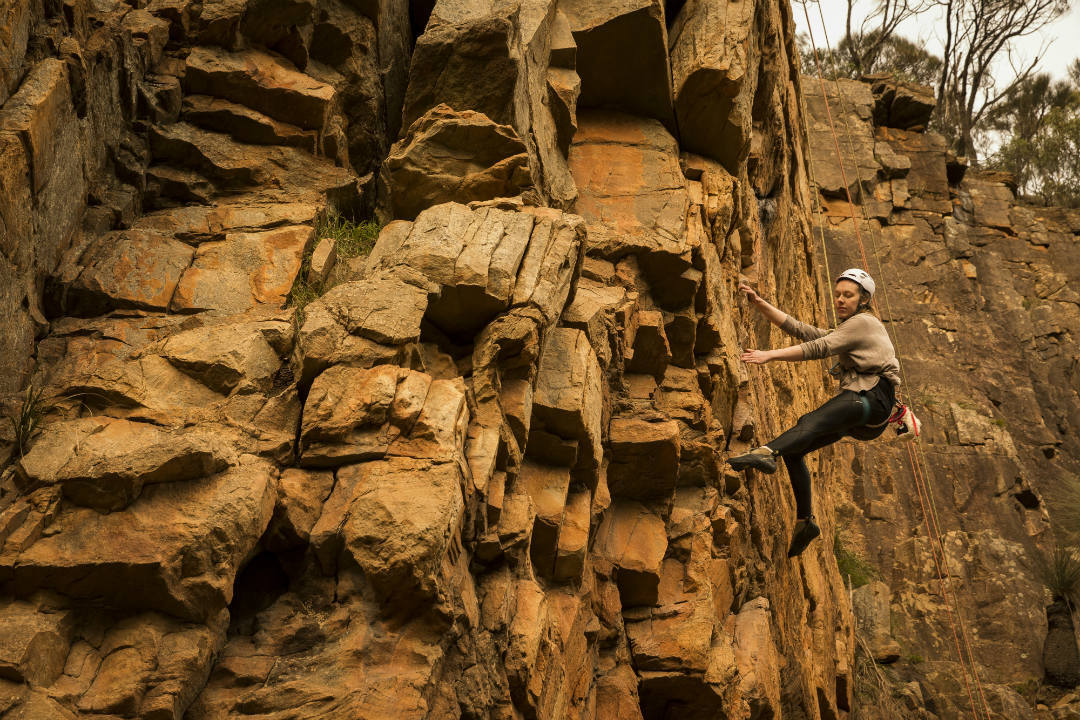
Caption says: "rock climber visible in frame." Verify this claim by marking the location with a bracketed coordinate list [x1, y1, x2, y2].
[727, 269, 901, 558]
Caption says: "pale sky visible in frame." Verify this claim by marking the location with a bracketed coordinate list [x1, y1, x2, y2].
[793, 0, 1080, 81]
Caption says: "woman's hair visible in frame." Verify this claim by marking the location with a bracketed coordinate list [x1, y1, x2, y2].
[857, 289, 876, 315]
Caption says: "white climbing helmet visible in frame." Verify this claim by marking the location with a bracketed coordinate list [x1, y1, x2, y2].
[836, 268, 876, 299]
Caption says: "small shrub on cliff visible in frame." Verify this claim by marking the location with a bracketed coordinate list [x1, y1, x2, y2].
[1045, 475, 1080, 546]
[834, 533, 878, 589]
[1030, 544, 1080, 606]
[7, 384, 50, 457]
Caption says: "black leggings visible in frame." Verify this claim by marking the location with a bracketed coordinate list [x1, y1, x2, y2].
[768, 379, 895, 518]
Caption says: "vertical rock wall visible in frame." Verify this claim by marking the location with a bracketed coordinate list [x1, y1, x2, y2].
[806, 77, 1080, 719]
[0, 1, 866, 719]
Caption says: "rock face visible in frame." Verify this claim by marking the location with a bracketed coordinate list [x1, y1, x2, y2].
[14, 2, 1078, 720]
[806, 76, 1080, 718]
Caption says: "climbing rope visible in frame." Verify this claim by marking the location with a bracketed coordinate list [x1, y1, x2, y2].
[800, 3, 993, 718]
[809, 8, 996, 720]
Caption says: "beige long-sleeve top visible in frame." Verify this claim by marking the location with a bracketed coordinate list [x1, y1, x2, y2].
[781, 312, 901, 392]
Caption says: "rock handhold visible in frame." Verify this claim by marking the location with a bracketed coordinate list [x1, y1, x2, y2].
[15, 416, 234, 511]
[59, 230, 194, 316]
[380, 105, 533, 221]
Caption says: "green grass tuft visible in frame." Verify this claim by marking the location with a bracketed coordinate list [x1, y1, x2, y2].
[287, 214, 381, 323]
[7, 384, 51, 457]
[834, 533, 879, 589]
[315, 215, 380, 260]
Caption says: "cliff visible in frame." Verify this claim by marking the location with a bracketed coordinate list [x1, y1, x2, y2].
[805, 76, 1080, 719]
[0, 1, 861, 718]
[1, 0, 1077, 719]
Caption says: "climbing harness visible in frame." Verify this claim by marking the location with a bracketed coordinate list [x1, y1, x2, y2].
[801, 3, 992, 718]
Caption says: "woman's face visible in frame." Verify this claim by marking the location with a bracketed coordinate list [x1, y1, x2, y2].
[834, 279, 862, 319]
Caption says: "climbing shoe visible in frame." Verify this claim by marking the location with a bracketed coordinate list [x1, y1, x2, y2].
[726, 446, 778, 474]
[787, 515, 821, 558]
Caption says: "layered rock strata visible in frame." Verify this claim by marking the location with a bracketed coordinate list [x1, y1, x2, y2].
[806, 77, 1080, 719]
[0, 1, 879, 719]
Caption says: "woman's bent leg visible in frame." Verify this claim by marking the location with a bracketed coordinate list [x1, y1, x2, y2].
[767, 392, 865, 458]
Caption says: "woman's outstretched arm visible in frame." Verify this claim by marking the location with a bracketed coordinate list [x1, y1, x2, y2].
[739, 284, 788, 327]
[741, 345, 806, 364]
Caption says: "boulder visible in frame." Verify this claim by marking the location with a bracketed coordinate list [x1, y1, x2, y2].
[596, 665, 646, 720]
[607, 417, 680, 500]
[161, 320, 286, 394]
[370, 202, 584, 333]
[733, 597, 782, 719]
[627, 310, 672, 377]
[265, 468, 336, 551]
[380, 105, 533, 221]
[568, 111, 690, 274]
[16, 417, 234, 511]
[851, 581, 901, 664]
[0, 600, 72, 686]
[554, 490, 591, 582]
[594, 500, 667, 607]
[559, 0, 673, 126]
[868, 75, 936, 131]
[625, 559, 714, 673]
[336, 458, 465, 613]
[184, 46, 334, 131]
[546, 68, 580, 156]
[521, 462, 571, 576]
[1044, 599, 1080, 687]
[402, 15, 518, 131]
[668, 0, 757, 172]
[300, 365, 468, 467]
[171, 225, 314, 314]
[0, 457, 277, 622]
[530, 328, 604, 474]
[62, 230, 194, 316]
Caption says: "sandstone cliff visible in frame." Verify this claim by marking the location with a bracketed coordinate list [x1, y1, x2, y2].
[805, 76, 1080, 719]
[5, 1, 1075, 719]
[0, 1, 863, 718]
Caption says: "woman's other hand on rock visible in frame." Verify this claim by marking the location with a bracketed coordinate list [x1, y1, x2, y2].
[741, 349, 772, 364]
[739, 283, 763, 306]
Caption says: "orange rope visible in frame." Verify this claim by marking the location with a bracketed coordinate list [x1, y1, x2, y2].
[905, 442, 985, 720]
[800, 4, 992, 718]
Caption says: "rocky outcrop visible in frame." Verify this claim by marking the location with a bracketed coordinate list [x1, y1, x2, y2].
[18, 1, 1070, 719]
[806, 76, 1080, 718]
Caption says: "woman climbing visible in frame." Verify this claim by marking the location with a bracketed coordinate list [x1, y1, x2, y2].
[727, 269, 901, 558]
